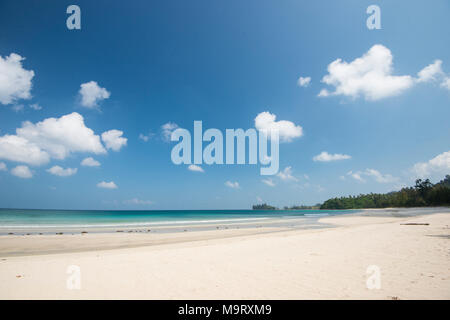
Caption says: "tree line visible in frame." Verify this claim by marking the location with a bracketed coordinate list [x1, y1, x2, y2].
[320, 175, 450, 209]
[252, 204, 320, 210]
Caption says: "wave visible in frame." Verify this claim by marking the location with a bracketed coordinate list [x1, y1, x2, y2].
[0, 217, 272, 229]
[304, 213, 329, 217]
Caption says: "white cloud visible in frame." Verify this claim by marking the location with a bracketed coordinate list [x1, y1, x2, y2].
[161, 122, 178, 142]
[364, 168, 397, 183]
[225, 181, 240, 189]
[347, 170, 365, 182]
[313, 151, 351, 162]
[0, 113, 127, 166]
[412, 151, 450, 180]
[81, 157, 100, 167]
[317, 89, 329, 97]
[188, 164, 204, 172]
[139, 132, 155, 142]
[0, 162, 6, 171]
[79, 81, 110, 108]
[17, 112, 106, 160]
[297, 76, 311, 87]
[97, 181, 118, 189]
[319, 44, 414, 101]
[262, 178, 275, 187]
[441, 77, 450, 90]
[11, 165, 32, 178]
[47, 165, 77, 177]
[417, 60, 443, 83]
[29, 103, 42, 110]
[139, 133, 150, 142]
[415, 60, 450, 91]
[123, 198, 153, 205]
[101, 129, 127, 151]
[347, 169, 397, 183]
[0, 134, 50, 165]
[0, 53, 34, 105]
[254, 111, 303, 142]
[0, 112, 107, 165]
[277, 166, 299, 181]
[256, 196, 263, 202]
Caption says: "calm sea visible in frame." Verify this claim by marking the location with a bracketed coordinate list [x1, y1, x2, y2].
[0, 208, 356, 234]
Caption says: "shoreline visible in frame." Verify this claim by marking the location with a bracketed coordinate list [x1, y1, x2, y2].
[0, 209, 347, 237]
[0, 207, 448, 258]
[1, 207, 447, 237]
[0, 208, 449, 299]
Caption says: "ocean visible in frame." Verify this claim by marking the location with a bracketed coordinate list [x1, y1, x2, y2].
[0, 208, 356, 235]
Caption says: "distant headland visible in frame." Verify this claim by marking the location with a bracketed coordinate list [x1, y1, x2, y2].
[252, 175, 450, 210]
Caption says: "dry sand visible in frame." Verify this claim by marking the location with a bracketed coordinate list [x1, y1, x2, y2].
[0, 211, 449, 299]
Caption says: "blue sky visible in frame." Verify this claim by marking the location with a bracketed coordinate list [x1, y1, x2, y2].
[0, 0, 449, 210]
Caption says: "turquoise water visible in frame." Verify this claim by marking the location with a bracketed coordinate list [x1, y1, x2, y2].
[0, 208, 355, 233]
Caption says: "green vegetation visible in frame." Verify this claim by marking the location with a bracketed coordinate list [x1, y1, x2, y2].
[251, 176, 450, 211]
[320, 175, 450, 210]
[252, 204, 321, 210]
[283, 205, 321, 210]
[252, 203, 277, 210]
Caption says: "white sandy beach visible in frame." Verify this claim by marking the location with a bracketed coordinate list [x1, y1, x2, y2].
[0, 210, 449, 299]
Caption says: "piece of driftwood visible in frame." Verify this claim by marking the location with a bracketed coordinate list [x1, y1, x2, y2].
[400, 223, 429, 225]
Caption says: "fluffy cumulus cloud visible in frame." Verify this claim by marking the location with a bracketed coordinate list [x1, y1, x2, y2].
[81, 157, 100, 167]
[0, 162, 6, 171]
[188, 164, 204, 172]
[161, 122, 178, 142]
[319, 44, 414, 101]
[313, 151, 351, 162]
[277, 166, 298, 181]
[0, 113, 127, 166]
[123, 198, 153, 205]
[412, 151, 450, 180]
[364, 168, 398, 183]
[0, 53, 34, 105]
[46, 165, 77, 177]
[417, 60, 443, 83]
[225, 181, 240, 189]
[0, 134, 50, 165]
[347, 169, 397, 183]
[97, 181, 118, 189]
[79, 81, 110, 108]
[441, 78, 450, 90]
[297, 76, 311, 87]
[11, 165, 32, 178]
[254, 112, 303, 142]
[17, 112, 106, 161]
[347, 170, 364, 182]
[317, 89, 329, 97]
[17, 112, 106, 159]
[101, 130, 127, 151]
[416, 60, 450, 91]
